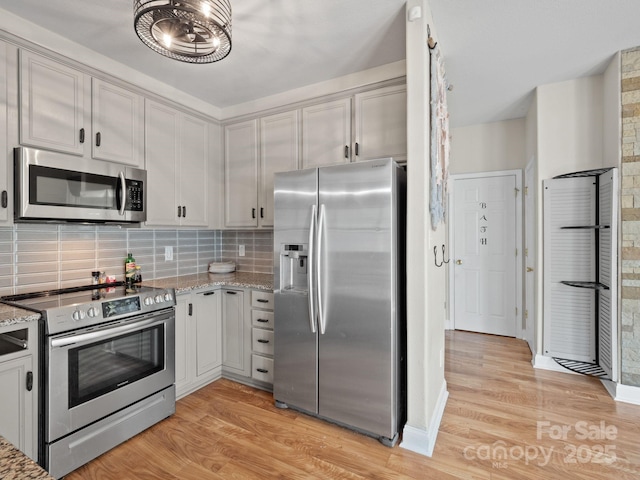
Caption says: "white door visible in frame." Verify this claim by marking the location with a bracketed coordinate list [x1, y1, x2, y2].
[524, 159, 536, 353]
[453, 174, 518, 337]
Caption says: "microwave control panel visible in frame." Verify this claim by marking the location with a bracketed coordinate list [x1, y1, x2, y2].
[126, 179, 144, 211]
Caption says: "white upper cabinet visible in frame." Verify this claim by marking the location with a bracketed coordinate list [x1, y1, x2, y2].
[145, 100, 208, 227]
[301, 98, 351, 169]
[259, 110, 299, 227]
[353, 84, 407, 163]
[91, 78, 143, 166]
[0, 40, 9, 224]
[19, 50, 86, 155]
[19, 50, 143, 167]
[224, 119, 259, 228]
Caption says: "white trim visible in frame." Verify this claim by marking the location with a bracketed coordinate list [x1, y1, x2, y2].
[608, 382, 640, 405]
[400, 381, 448, 457]
[448, 169, 523, 338]
[532, 354, 580, 375]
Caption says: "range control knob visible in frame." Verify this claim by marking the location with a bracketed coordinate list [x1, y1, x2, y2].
[163, 292, 173, 302]
[72, 310, 86, 321]
[154, 295, 163, 304]
[144, 296, 154, 306]
[87, 307, 99, 318]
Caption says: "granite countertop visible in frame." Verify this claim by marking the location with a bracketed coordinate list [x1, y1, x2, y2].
[143, 271, 273, 294]
[0, 437, 53, 480]
[0, 304, 41, 329]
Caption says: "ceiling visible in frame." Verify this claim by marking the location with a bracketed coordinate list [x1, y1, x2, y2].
[1, 1, 640, 127]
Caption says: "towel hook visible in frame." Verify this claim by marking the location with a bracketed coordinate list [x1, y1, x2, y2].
[434, 244, 449, 268]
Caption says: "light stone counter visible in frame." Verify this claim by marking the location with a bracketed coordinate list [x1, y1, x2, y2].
[0, 437, 53, 480]
[143, 271, 273, 294]
[0, 304, 41, 328]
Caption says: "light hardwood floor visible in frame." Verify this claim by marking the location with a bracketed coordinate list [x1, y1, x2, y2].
[66, 331, 640, 479]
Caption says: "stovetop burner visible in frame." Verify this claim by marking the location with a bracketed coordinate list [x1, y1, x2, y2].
[1, 283, 176, 335]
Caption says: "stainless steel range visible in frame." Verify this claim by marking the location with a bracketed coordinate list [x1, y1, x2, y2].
[2, 283, 176, 479]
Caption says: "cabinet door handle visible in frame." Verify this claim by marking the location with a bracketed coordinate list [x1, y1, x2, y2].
[257, 339, 270, 344]
[256, 368, 269, 374]
[257, 299, 269, 304]
[260, 207, 264, 218]
[344, 145, 349, 158]
[96, 132, 101, 147]
[256, 318, 269, 323]
[79, 128, 85, 144]
[355, 142, 359, 156]
[226, 291, 237, 295]
[188, 303, 193, 316]
[203, 291, 215, 296]
[26, 371, 33, 392]
[182, 206, 186, 218]
[177, 206, 182, 218]
[252, 208, 256, 219]
[1, 190, 7, 209]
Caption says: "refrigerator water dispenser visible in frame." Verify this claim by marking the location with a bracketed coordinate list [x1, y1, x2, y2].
[280, 244, 308, 292]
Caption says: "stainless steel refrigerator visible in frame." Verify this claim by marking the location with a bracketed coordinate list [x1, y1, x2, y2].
[273, 158, 406, 446]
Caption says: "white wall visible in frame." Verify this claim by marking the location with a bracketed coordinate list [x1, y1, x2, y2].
[449, 118, 526, 174]
[400, 0, 447, 457]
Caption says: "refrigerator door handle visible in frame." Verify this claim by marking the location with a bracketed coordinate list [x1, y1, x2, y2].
[317, 203, 327, 335]
[308, 204, 317, 333]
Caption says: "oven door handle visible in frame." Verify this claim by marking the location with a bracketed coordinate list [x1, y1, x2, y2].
[50, 316, 167, 348]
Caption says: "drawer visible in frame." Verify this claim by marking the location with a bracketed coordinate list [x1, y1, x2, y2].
[251, 310, 274, 329]
[251, 291, 274, 310]
[252, 354, 274, 384]
[251, 328, 274, 356]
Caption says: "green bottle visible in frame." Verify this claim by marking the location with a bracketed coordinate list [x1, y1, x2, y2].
[125, 252, 136, 288]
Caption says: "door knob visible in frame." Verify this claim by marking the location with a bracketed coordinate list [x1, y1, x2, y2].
[527, 267, 534, 272]
[456, 259, 462, 265]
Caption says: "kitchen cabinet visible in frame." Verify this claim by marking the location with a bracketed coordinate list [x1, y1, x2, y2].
[224, 111, 299, 228]
[222, 288, 251, 377]
[175, 289, 223, 399]
[0, 40, 8, 224]
[0, 323, 38, 460]
[301, 98, 351, 169]
[19, 50, 143, 166]
[353, 84, 407, 163]
[250, 290, 274, 386]
[224, 119, 259, 227]
[259, 110, 300, 227]
[91, 78, 143, 166]
[145, 100, 208, 227]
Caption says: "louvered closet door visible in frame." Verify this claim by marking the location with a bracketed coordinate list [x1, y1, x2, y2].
[598, 170, 618, 380]
[543, 177, 596, 363]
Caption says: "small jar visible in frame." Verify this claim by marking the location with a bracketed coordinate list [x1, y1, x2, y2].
[91, 271, 100, 285]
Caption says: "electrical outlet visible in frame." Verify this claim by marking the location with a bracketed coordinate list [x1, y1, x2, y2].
[239, 244, 245, 257]
[164, 246, 173, 261]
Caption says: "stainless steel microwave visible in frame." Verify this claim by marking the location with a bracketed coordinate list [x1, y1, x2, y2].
[14, 147, 146, 224]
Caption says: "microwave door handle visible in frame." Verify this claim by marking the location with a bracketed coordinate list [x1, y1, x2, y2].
[117, 172, 126, 216]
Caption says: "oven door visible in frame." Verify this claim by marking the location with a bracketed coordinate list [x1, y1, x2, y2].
[47, 309, 174, 442]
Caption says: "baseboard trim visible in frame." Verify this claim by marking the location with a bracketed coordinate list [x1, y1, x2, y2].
[532, 354, 580, 375]
[400, 380, 448, 457]
[609, 382, 640, 405]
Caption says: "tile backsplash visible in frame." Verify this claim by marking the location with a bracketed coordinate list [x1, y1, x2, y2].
[0, 225, 273, 296]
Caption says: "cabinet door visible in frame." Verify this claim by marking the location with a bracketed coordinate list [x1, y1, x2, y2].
[145, 100, 180, 226]
[0, 356, 34, 460]
[302, 98, 351, 168]
[353, 85, 407, 162]
[224, 120, 258, 227]
[92, 78, 143, 167]
[0, 41, 8, 224]
[222, 289, 245, 373]
[19, 50, 86, 155]
[194, 290, 222, 377]
[259, 110, 299, 227]
[179, 114, 208, 227]
[174, 295, 191, 397]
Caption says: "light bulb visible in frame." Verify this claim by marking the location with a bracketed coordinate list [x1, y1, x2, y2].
[212, 36, 220, 49]
[163, 33, 172, 48]
[201, 2, 211, 17]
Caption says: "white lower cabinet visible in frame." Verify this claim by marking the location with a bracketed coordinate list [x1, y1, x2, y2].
[0, 323, 38, 460]
[175, 289, 222, 398]
[222, 288, 250, 376]
[249, 291, 274, 387]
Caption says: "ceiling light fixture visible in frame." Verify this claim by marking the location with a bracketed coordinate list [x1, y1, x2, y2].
[134, 0, 232, 64]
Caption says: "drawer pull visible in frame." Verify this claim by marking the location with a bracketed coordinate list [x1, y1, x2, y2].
[256, 368, 269, 374]
[257, 339, 270, 344]
[256, 318, 269, 323]
[257, 299, 269, 303]
[226, 291, 237, 295]
[203, 291, 216, 296]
